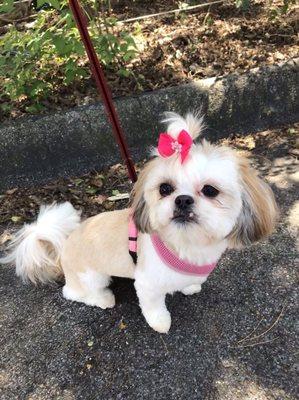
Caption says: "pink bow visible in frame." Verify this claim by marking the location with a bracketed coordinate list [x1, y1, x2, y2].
[157, 129, 193, 163]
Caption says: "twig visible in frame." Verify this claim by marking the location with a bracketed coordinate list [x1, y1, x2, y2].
[0, 13, 37, 23]
[0, 0, 32, 6]
[236, 302, 287, 345]
[160, 335, 169, 354]
[236, 317, 265, 344]
[8, 0, 32, 4]
[269, 33, 295, 38]
[235, 337, 279, 348]
[117, 1, 225, 24]
[245, 302, 287, 342]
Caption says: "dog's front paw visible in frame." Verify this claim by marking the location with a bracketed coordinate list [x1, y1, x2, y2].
[144, 309, 171, 333]
[85, 289, 115, 309]
[182, 284, 202, 296]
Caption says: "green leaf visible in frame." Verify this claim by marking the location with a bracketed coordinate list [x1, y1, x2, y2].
[235, 0, 250, 10]
[118, 68, 130, 78]
[123, 50, 136, 62]
[74, 178, 83, 186]
[36, 0, 49, 8]
[25, 104, 45, 113]
[49, 0, 61, 9]
[0, 103, 12, 113]
[29, 82, 47, 97]
[0, 3, 138, 113]
[124, 36, 137, 48]
[85, 187, 98, 195]
[0, 0, 15, 14]
[53, 36, 75, 56]
[37, 0, 60, 9]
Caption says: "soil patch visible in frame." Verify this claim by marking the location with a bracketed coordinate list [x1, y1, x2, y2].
[0, 0, 297, 122]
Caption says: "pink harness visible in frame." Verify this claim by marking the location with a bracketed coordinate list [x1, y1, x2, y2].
[128, 216, 217, 277]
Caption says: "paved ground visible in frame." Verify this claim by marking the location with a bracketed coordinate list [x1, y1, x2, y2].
[0, 126, 298, 400]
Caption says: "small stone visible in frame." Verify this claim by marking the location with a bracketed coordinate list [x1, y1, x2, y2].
[275, 51, 285, 60]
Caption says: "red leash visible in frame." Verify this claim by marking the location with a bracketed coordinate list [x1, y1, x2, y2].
[68, 0, 137, 183]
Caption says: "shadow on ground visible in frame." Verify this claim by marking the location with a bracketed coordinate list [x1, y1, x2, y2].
[0, 127, 298, 400]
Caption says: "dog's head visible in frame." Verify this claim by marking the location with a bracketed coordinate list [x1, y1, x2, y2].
[131, 113, 278, 249]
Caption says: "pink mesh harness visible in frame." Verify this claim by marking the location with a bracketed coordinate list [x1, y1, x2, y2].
[128, 216, 217, 277]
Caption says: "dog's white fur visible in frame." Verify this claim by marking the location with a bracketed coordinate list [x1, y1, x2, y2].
[1, 113, 278, 333]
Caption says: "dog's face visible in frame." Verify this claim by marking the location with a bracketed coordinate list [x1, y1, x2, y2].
[131, 115, 277, 249]
[132, 143, 243, 244]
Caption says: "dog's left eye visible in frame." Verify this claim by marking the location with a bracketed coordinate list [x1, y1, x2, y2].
[202, 185, 219, 198]
[159, 183, 174, 197]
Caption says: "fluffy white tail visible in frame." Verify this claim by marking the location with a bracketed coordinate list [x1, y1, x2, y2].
[0, 202, 81, 284]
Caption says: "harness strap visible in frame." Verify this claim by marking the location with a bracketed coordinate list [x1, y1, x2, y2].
[128, 215, 138, 264]
[128, 215, 217, 275]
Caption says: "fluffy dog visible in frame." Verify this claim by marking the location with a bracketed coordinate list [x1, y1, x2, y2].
[1, 113, 278, 333]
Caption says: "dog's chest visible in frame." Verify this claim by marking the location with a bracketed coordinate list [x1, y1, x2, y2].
[135, 235, 221, 293]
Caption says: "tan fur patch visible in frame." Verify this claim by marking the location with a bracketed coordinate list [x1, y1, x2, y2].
[130, 159, 158, 233]
[229, 154, 278, 247]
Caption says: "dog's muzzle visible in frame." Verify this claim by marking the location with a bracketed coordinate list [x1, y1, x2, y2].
[173, 195, 196, 223]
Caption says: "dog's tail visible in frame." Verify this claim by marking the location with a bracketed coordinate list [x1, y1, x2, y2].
[0, 202, 81, 284]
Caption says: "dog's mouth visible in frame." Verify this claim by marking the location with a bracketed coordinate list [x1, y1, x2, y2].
[172, 210, 197, 224]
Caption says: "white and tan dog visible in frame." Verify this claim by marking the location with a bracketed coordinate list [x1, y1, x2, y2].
[1, 113, 278, 333]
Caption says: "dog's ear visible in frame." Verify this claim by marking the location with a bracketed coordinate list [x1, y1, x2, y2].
[130, 161, 154, 233]
[228, 156, 278, 248]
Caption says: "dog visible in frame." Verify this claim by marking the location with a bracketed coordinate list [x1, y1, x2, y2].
[1, 113, 278, 333]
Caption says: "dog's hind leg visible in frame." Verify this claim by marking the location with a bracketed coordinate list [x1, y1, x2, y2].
[63, 269, 115, 309]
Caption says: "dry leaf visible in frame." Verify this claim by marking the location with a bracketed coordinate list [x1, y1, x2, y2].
[103, 201, 115, 210]
[92, 195, 107, 205]
[119, 319, 127, 330]
[107, 193, 130, 202]
[90, 177, 103, 188]
[110, 164, 122, 172]
[0, 231, 12, 245]
[11, 216, 22, 223]
[6, 188, 18, 195]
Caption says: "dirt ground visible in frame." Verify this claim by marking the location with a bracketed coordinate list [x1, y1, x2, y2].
[0, 0, 297, 121]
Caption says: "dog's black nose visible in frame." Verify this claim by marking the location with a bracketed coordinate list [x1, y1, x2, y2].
[175, 195, 194, 210]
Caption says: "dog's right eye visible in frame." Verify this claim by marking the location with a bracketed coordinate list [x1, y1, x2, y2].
[159, 183, 174, 197]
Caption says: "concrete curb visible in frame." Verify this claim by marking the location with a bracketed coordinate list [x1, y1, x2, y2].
[1, 58, 298, 190]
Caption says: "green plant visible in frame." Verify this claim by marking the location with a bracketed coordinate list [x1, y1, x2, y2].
[0, 0, 137, 114]
[268, 0, 296, 20]
[235, 0, 250, 10]
[203, 12, 214, 26]
[0, 0, 15, 14]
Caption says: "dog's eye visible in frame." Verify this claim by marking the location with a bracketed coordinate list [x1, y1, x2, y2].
[202, 185, 219, 198]
[159, 183, 174, 197]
